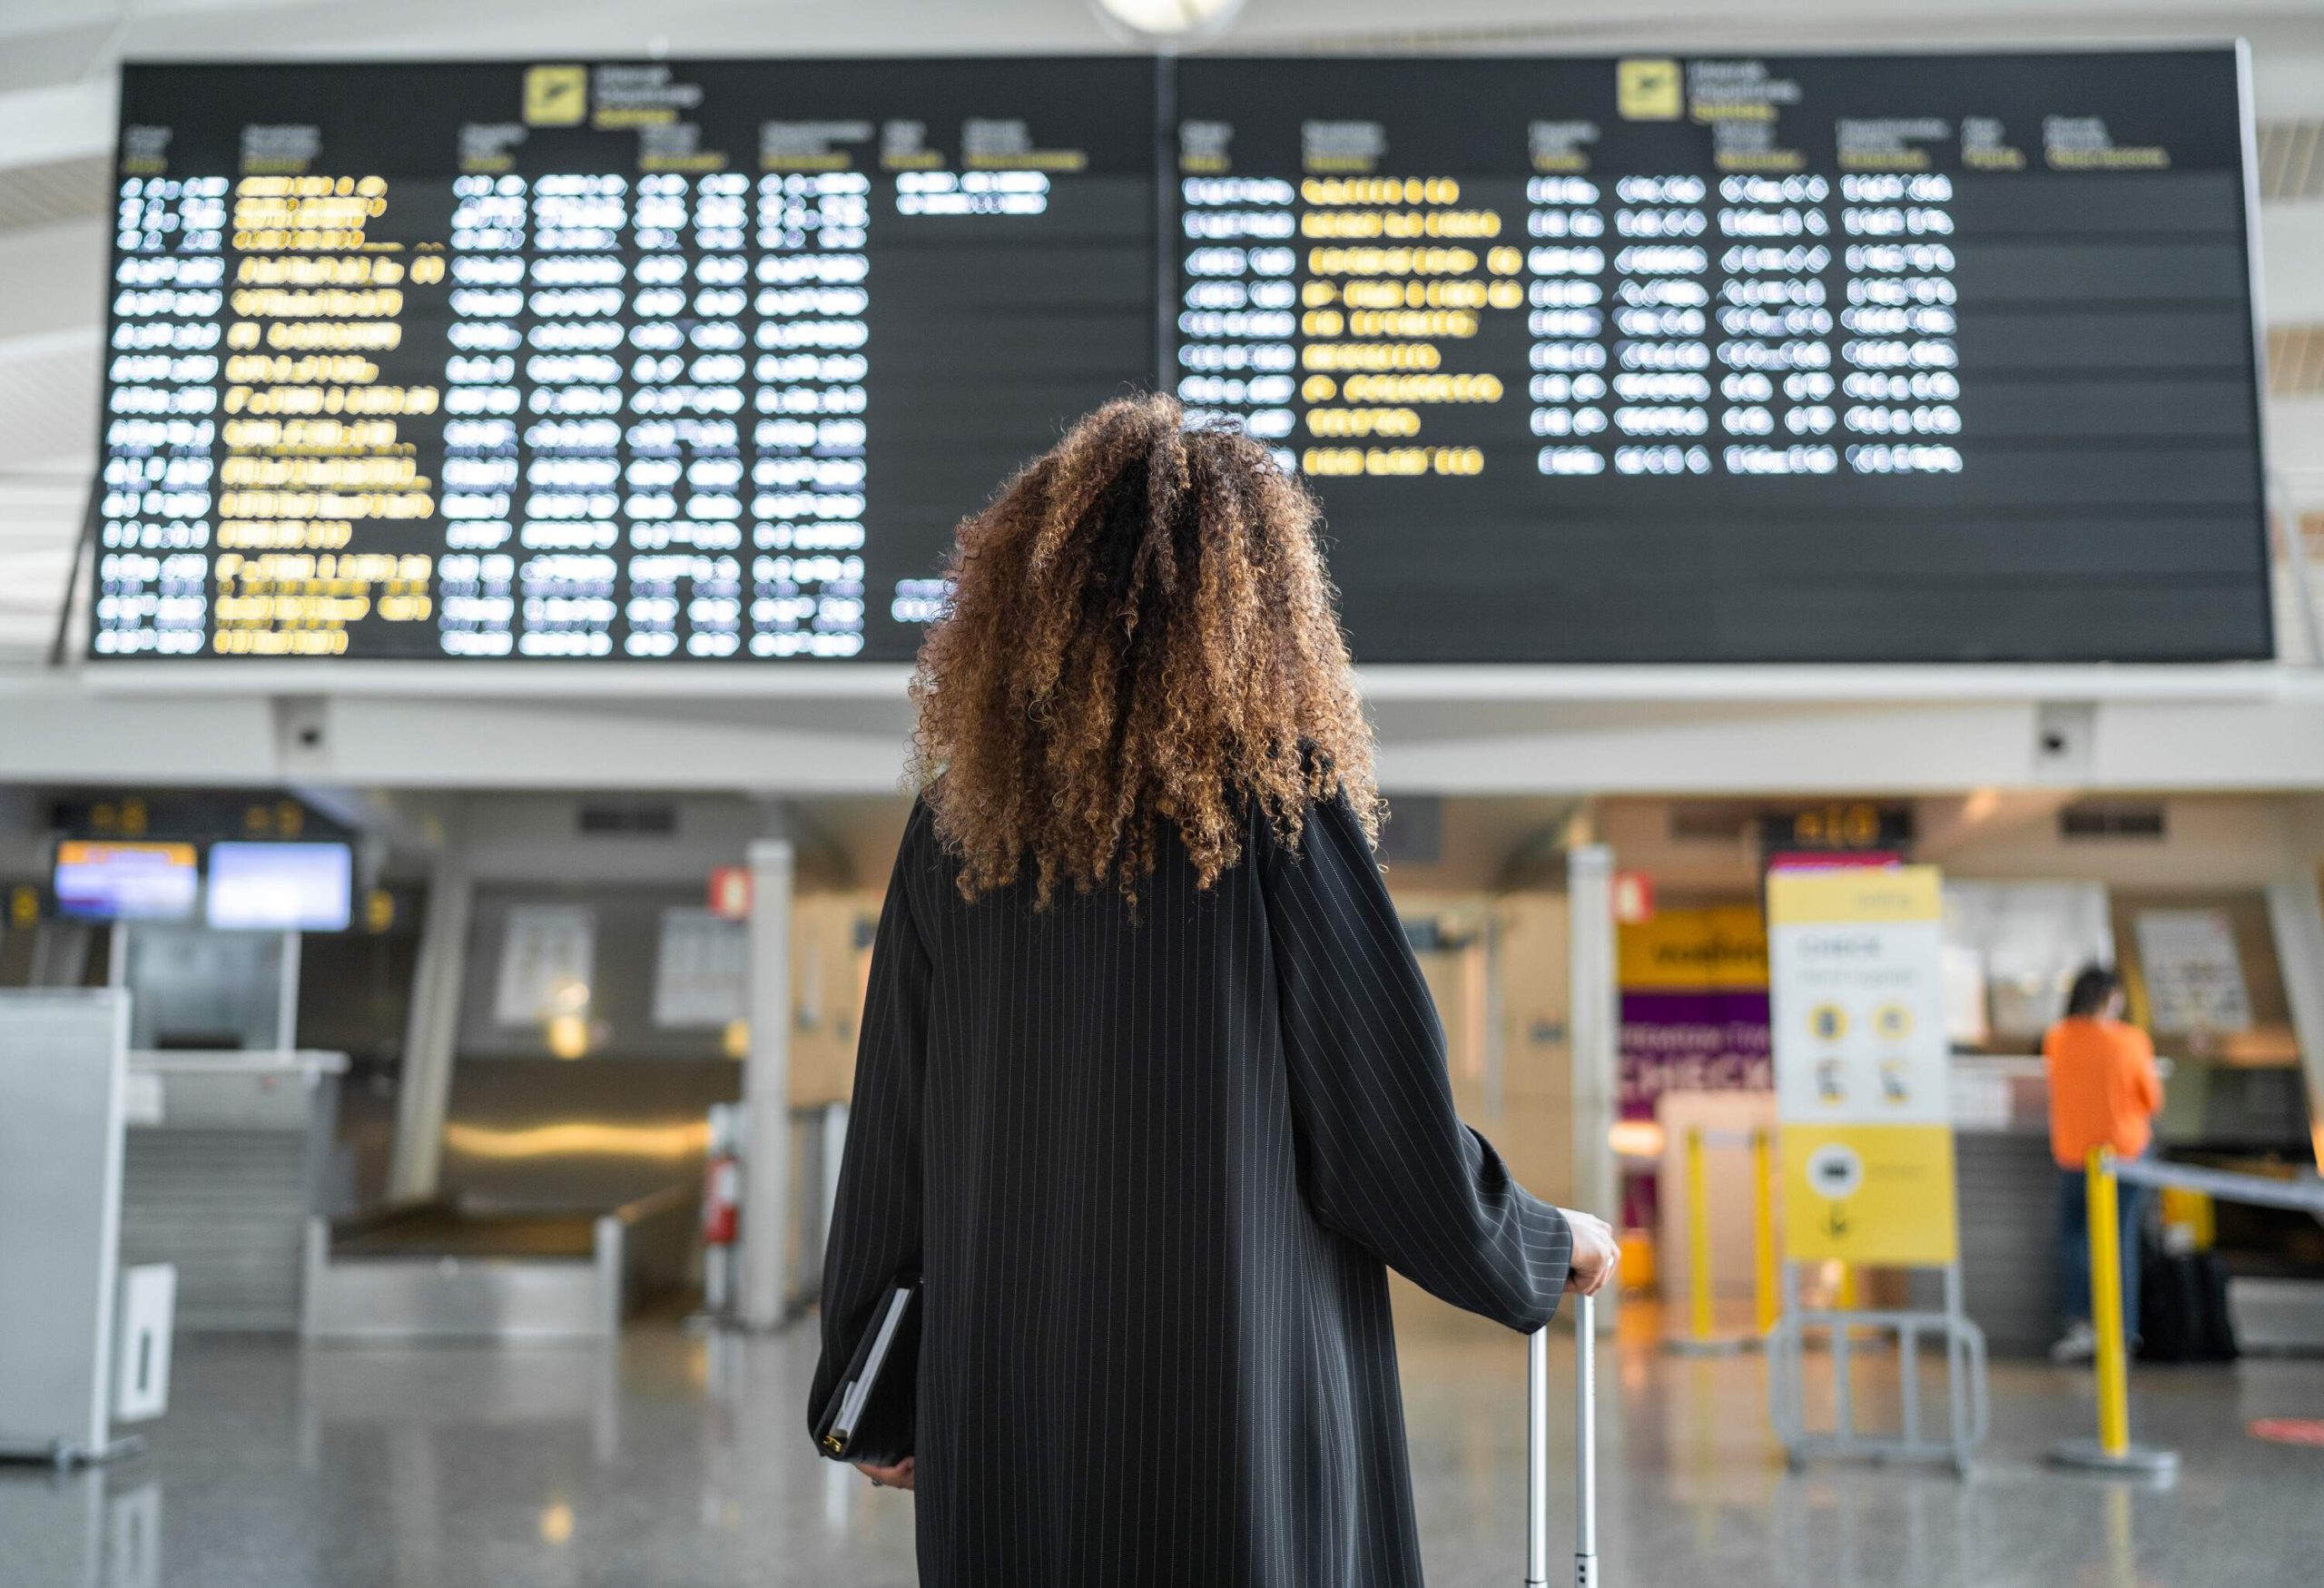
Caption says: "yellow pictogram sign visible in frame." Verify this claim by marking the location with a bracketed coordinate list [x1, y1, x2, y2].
[1617, 58, 1682, 121]
[1780, 1122, 1959, 1266]
[525, 65, 587, 127]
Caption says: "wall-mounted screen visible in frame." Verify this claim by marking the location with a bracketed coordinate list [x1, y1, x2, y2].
[53, 841, 201, 922]
[92, 49, 2268, 666]
[204, 841, 353, 931]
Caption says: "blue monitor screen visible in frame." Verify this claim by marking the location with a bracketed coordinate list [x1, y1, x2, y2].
[204, 842, 353, 931]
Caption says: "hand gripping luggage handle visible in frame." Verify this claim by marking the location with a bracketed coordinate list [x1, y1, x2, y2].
[1526, 1293, 1596, 1588]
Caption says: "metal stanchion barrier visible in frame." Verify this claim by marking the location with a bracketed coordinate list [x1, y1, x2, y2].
[1664, 1126, 1729, 1354]
[1751, 1128, 1780, 1337]
[1666, 1125, 1777, 1354]
[2052, 1149, 2324, 1480]
[2050, 1149, 2167, 1476]
[1832, 1261, 1871, 1345]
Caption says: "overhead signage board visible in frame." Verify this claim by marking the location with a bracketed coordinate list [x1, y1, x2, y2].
[94, 49, 2266, 667]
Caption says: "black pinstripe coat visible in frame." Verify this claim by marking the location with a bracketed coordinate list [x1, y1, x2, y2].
[812, 793, 1573, 1587]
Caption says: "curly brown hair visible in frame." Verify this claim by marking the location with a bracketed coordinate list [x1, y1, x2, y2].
[908, 394, 1380, 905]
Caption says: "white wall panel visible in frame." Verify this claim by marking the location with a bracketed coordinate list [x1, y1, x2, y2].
[0, 676, 276, 781]
[2260, 204, 2324, 323]
[9, 670, 2324, 795]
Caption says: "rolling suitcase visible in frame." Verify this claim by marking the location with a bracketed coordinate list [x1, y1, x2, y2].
[1526, 1293, 1600, 1587]
[2137, 1236, 2239, 1364]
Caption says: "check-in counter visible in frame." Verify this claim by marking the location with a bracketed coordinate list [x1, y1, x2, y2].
[1940, 1056, 2064, 1355]
[119, 1050, 347, 1332]
[1934, 1053, 2324, 1356]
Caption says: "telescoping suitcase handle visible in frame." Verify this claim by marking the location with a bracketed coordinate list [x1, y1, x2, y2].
[1526, 1293, 1597, 1588]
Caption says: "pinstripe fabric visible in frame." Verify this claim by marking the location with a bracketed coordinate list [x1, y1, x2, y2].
[812, 792, 1572, 1587]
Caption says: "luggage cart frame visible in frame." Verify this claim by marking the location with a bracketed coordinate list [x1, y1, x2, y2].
[1765, 1258, 1989, 1475]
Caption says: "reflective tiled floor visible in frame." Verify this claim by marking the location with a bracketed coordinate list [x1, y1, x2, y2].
[7, 1296, 2321, 1587]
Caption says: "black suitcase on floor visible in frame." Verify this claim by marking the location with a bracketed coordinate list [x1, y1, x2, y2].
[2137, 1238, 2239, 1364]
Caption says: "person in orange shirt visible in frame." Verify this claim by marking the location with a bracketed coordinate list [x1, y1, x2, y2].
[2043, 964, 2164, 1363]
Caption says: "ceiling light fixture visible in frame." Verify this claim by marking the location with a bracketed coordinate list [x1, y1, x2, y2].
[1088, 0, 1247, 48]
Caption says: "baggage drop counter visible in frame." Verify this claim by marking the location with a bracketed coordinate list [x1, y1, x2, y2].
[1942, 1057, 2069, 1355]
[121, 1049, 346, 1332]
[301, 1186, 694, 1342]
[1934, 1056, 2322, 1354]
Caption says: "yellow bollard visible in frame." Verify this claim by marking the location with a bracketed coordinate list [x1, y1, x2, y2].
[1751, 1127, 1780, 1336]
[1686, 1125, 1715, 1342]
[2049, 1147, 2178, 1475]
[2087, 1148, 2132, 1458]
[1666, 1123, 1745, 1355]
[1829, 1260, 1862, 1343]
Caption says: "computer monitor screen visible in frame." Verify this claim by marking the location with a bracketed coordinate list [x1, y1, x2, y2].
[203, 842, 354, 931]
[53, 841, 201, 922]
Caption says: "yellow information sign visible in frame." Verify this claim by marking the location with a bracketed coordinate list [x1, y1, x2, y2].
[524, 65, 588, 127]
[1768, 863, 1959, 1267]
[1616, 902, 1767, 990]
[1779, 1122, 1959, 1266]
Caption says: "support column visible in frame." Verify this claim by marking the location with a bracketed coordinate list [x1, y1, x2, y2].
[1567, 842, 1620, 1327]
[2264, 871, 2324, 1172]
[388, 854, 471, 1201]
[739, 837, 794, 1330]
[1482, 916, 1507, 1118]
[275, 929, 302, 1051]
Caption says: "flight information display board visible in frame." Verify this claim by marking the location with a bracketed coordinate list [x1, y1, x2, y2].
[94, 50, 2269, 667]
[1172, 51, 2270, 662]
[97, 58, 1157, 662]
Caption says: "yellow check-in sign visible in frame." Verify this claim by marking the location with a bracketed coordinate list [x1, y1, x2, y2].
[1779, 1121, 1959, 1267]
[1768, 863, 1959, 1268]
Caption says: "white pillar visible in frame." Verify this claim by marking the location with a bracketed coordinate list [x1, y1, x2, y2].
[388, 857, 471, 1201]
[739, 838, 794, 1330]
[275, 929, 301, 1052]
[1567, 843, 1620, 1327]
[1482, 918, 1506, 1119]
[2264, 873, 2324, 1171]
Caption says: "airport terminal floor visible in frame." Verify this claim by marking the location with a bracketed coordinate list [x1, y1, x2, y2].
[9, 1296, 2322, 1588]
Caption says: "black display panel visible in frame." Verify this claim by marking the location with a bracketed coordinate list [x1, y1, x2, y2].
[96, 58, 1157, 661]
[1172, 50, 2270, 662]
[93, 50, 2270, 667]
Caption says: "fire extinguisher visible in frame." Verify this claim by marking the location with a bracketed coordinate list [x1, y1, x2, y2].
[702, 1103, 742, 1317]
[704, 1149, 740, 1247]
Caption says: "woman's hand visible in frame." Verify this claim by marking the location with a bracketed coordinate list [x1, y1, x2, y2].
[856, 1456, 915, 1491]
[1560, 1208, 1620, 1297]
